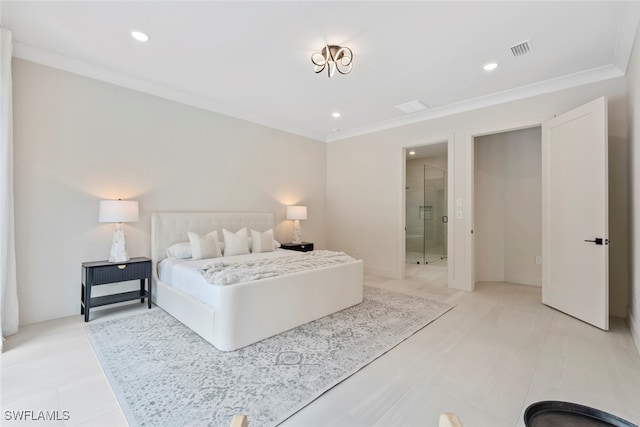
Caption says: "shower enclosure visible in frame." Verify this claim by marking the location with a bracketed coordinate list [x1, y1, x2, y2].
[406, 164, 447, 264]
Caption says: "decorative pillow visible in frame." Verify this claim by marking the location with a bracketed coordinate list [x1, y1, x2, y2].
[222, 228, 250, 256]
[187, 230, 222, 260]
[251, 229, 275, 253]
[165, 242, 192, 259]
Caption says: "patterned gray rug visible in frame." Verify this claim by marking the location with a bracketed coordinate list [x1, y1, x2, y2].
[85, 286, 452, 427]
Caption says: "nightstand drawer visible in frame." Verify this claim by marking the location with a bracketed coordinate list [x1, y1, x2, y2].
[281, 242, 314, 252]
[84, 261, 150, 285]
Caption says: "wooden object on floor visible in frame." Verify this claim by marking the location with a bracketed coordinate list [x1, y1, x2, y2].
[439, 413, 464, 427]
[230, 415, 247, 427]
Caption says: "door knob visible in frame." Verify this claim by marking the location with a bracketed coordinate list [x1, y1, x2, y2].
[584, 238, 609, 245]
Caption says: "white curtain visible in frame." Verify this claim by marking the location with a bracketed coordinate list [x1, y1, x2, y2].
[1, 27, 19, 351]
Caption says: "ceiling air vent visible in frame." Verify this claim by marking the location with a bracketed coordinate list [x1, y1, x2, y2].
[510, 40, 532, 57]
[394, 100, 429, 114]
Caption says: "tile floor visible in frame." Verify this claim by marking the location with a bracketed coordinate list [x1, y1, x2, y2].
[2, 263, 639, 426]
[404, 252, 446, 265]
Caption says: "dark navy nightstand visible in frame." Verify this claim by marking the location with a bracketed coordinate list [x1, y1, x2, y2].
[81, 257, 152, 321]
[280, 242, 314, 252]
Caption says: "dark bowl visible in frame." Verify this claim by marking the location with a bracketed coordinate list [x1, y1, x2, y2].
[524, 401, 637, 427]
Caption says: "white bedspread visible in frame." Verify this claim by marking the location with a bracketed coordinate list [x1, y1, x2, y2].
[199, 250, 356, 286]
[158, 250, 302, 307]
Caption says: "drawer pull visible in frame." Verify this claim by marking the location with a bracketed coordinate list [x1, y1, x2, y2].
[117, 265, 127, 270]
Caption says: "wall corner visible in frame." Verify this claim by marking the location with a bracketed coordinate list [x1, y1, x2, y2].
[629, 307, 640, 356]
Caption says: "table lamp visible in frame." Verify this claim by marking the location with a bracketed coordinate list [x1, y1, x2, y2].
[99, 199, 139, 262]
[286, 205, 307, 244]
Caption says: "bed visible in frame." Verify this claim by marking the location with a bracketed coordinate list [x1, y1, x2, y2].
[151, 212, 363, 351]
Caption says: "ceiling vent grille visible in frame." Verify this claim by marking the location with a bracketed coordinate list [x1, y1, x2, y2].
[510, 40, 532, 57]
[394, 100, 429, 114]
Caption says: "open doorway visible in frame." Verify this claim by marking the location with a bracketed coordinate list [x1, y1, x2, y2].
[473, 126, 542, 288]
[405, 142, 448, 283]
[466, 98, 612, 329]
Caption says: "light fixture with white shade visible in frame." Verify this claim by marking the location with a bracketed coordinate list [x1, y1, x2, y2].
[286, 205, 307, 244]
[99, 200, 139, 262]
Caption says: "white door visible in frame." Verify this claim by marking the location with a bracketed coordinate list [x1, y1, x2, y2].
[542, 97, 609, 330]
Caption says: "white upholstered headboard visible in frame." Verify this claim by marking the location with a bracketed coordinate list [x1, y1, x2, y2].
[151, 212, 275, 264]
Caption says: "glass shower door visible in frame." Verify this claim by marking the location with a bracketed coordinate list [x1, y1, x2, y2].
[405, 163, 425, 264]
[423, 166, 447, 263]
[406, 162, 447, 264]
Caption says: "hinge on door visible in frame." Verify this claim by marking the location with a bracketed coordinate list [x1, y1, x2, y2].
[471, 229, 474, 234]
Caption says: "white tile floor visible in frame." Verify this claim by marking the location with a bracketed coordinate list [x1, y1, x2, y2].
[2, 264, 639, 427]
[405, 251, 446, 265]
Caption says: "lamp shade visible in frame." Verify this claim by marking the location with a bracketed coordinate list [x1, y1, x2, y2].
[99, 200, 139, 223]
[286, 206, 307, 220]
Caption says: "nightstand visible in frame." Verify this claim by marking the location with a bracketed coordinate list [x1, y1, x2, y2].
[281, 242, 314, 252]
[81, 257, 152, 322]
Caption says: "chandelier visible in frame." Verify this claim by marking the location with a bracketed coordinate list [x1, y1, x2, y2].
[311, 45, 353, 78]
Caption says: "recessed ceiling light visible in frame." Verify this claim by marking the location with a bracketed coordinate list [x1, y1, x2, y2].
[483, 62, 498, 71]
[130, 30, 150, 42]
[409, 151, 416, 155]
[331, 112, 341, 118]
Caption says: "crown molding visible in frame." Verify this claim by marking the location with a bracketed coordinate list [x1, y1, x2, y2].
[11, 42, 326, 143]
[11, 34, 633, 146]
[326, 64, 624, 143]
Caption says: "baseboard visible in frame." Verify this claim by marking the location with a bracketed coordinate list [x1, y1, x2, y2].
[628, 308, 640, 356]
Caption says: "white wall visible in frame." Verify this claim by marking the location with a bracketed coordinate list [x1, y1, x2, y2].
[327, 77, 629, 317]
[474, 136, 506, 282]
[13, 55, 634, 326]
[474, 127, 542, 286]
[13, 59, 328, 325]
[627, 25, 640, 351]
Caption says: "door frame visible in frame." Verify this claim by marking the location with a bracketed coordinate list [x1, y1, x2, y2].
[464, 117, 549, 291]
[400, 135, 454, 284]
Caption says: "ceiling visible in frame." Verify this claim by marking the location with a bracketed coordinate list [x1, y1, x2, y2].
[2, 1, 639, 143]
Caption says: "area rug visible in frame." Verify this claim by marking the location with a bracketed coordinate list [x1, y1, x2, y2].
[85, 286, 453, 427]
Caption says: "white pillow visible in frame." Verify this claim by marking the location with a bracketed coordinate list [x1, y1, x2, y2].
[188, 230, 222, 260]
[251, 229, 275, 253]
[166, 242, 192, 259]
[222, 228, 250, 256]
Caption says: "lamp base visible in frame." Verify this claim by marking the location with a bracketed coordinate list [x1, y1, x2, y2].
[292, 219, 302, 244]
[108, 224, 129, 263]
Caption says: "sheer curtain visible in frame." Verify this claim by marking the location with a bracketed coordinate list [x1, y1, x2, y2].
[1, 27, 19, 351]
